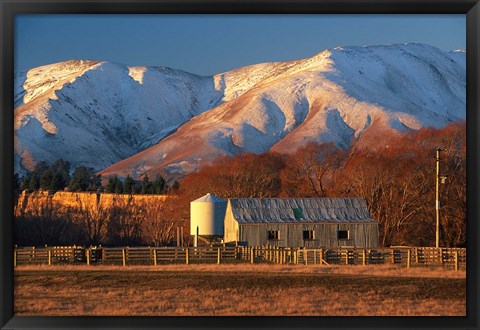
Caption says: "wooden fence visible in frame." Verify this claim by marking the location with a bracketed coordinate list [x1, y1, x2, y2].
[13, 246, 466, 270]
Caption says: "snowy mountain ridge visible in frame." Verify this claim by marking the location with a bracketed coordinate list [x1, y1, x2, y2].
[14, 43, 466, 179]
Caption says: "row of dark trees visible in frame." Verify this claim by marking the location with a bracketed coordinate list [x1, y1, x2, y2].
[17, 160, 101, 193]
[104, 174, 178, 195]
[15, 161, 175, 195]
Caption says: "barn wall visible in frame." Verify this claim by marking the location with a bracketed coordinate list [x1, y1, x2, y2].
[223, 202, 239, 243]
[237, 223, 379, 248]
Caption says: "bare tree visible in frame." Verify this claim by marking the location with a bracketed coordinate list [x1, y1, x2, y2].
[107, 197, 145, 245]
[140, 200, 176, 246]
[74, 200, 110, 246]
[14, 198, 78, 246]
[281, 143, 346, 197]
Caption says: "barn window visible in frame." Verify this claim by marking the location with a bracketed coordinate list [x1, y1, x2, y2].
[337, 230, 349, 240]
[267, 230, 280, 240]
[303, 230, 314, 240]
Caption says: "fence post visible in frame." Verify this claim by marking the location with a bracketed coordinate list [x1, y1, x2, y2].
[391, 249, 395, 264]
[48, 249, 52, 266]
[186, 248, 189, 265]
[407, 250, 411, 268]
[345, 250, 349, 265]
[320, 249, 324, 266]
[153, 249, 157, 266]
[251, 247, 255, 264]
[415, 247, 419, 264]
[14, 249, 17, 268]
[86, 248, 91, 266]
[181, 227, 184, 247]
[362, 249, 366, 266]
[122, 248, 126, 267]
[217, 248, 221, 265]
[454, 250, 459, 271]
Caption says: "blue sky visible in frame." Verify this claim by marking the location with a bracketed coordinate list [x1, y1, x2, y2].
[15, 14, 465, 76]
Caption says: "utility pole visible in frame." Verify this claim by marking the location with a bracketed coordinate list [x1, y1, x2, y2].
[435, 148, 441, 248]
[435, 148, 448, 248]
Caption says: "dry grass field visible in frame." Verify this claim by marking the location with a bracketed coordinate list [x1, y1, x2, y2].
[14, 264, 465, 316]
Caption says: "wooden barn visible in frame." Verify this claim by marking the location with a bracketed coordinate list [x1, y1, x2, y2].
[223, 198, 379, 248]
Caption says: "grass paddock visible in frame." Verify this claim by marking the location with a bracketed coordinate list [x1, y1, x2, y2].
[14, 264, 465, 316]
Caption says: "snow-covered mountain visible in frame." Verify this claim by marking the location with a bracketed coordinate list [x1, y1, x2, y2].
[14, 43, 466, 179]
[14, 60, 224, 174]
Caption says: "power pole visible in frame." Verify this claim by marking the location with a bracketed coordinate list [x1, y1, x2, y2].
[435, 148, 441, 248]
[435, 148, 448, 248]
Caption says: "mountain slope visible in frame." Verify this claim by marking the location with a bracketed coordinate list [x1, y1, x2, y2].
[14, 43, 466, 179]
[14, 61, 225, 173]
[99, 43, 465, 179]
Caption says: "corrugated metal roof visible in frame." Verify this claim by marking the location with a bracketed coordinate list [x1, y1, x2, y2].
[192, 193, 226, 203]
[229, 198, 376, 224]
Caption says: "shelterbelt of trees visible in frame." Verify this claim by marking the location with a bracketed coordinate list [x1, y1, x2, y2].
[15, 162, 178, 196]
[14, 160, 179, 247]
[14, 122, 465, 248]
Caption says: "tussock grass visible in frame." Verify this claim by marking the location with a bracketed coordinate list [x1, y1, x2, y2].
[14, 264, 465, 316]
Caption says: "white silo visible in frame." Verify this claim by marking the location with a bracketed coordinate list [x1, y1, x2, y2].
[190, 193, 227, 247]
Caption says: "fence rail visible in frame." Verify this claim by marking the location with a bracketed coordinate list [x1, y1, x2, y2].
[13, 246, 466, 270]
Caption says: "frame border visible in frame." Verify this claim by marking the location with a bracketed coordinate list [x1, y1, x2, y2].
[1, 1, 479, 329]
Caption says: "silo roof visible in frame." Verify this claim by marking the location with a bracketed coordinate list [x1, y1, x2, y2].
[192, 193, 226, 203]
[228, 198, 376, 224]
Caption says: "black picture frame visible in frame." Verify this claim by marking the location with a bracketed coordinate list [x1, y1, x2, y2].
[1, 1, 478, 329]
